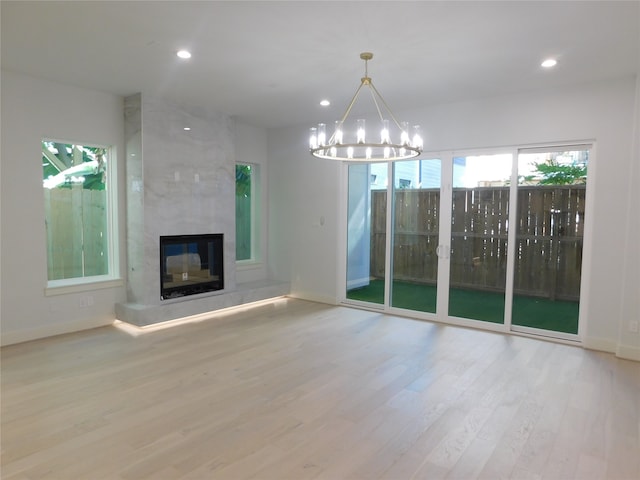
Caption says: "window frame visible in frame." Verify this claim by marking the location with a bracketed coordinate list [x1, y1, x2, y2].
[42, 139, 121, 295]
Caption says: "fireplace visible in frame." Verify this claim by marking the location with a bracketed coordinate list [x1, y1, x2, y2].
[160, 234, 224, 300]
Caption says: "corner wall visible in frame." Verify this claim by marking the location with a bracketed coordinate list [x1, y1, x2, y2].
[0, 71, 284, 342]
[616, 74, 640, 361]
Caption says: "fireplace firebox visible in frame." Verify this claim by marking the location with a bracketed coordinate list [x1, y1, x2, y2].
[160, 234, 224, 300]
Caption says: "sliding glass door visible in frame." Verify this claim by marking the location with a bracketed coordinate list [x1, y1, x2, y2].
[343, 145, 589, 340]
[390, 159, 441, 313]
[448, 154, 513, 324]
[511, 148, 589, 336]
[345, 163, 387, 306]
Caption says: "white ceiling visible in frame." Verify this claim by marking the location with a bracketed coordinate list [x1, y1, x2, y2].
[2, 1, 638, 129]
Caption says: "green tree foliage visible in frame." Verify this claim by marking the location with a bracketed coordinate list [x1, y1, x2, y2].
[533, 159, 587, 185]
[515, 156, 587, 185]
[42, 142, 106, 190]
[236, 164, 251, 197]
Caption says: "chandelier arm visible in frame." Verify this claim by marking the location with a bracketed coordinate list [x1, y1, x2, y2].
[326, 80, 368, 145]
[337, 80, 368, 125]
[367, 85, 386, 123]
[368, 81, 405, 130]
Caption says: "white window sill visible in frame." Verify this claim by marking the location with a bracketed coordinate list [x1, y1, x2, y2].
[236, 261, 263, 271]
[45, 277, 124, 296]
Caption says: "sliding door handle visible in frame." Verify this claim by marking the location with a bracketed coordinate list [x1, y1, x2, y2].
[436, 245, 450, 259]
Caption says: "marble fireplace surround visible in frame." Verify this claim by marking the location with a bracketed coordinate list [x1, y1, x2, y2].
[115, 94, 288, 326]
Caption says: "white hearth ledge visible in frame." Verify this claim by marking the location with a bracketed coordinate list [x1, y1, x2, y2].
[115, 280, 290, 326]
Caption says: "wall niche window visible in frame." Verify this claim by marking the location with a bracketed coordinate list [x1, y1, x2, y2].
[42, 140, 114, 284]
[236, 163, 259, 262]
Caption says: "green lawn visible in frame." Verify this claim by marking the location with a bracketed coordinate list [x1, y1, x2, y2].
[346, 279, 579, 334]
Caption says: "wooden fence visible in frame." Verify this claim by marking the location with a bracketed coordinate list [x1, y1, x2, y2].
[44, 188, 108, 280]
[371, 185, 586, 301]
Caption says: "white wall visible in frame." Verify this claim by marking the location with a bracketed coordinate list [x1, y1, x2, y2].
[1, 70, 127, 345]
[267, 127, 342, 304]
[268, 76, 639, 359]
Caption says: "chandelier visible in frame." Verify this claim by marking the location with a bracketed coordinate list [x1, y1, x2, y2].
[309, 52, 423, 162]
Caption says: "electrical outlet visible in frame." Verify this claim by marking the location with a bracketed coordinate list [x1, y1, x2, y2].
[79, 296, 94, 308]
[629, 320, 639, 333]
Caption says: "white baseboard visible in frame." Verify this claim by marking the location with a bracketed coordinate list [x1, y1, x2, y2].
[616, 344, 640, 362]
[583, 336, 640, 362]
[289, 291, 339, 306]
[1, 318, 113, 347]
[582, 336, 617, 354]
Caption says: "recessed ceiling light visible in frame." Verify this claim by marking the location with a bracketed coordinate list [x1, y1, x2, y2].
[541, 58, 557, 68]
[320, 99, 330, 107]
[183, 127, 191, 131]
[177, 50, 192, 59]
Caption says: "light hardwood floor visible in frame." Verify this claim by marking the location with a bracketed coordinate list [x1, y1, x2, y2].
[1, 298, 639, 479]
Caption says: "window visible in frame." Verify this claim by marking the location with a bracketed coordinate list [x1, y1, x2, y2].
[236, 163, 259, 262]
[42, 140, 115, 284]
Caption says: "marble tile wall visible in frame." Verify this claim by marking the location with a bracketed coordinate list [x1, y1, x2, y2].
[124, 94, 236, 308]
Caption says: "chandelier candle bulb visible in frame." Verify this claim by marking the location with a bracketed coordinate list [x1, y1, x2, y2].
[317, 123, 327, 146]
[381, 119, 390, 144]
[412, 125, 423, 150]
[401, 121, 410, 146]
[357, 119, 366, 144]
[334, 121, 344, 144]
[309, 127, 318, 149]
